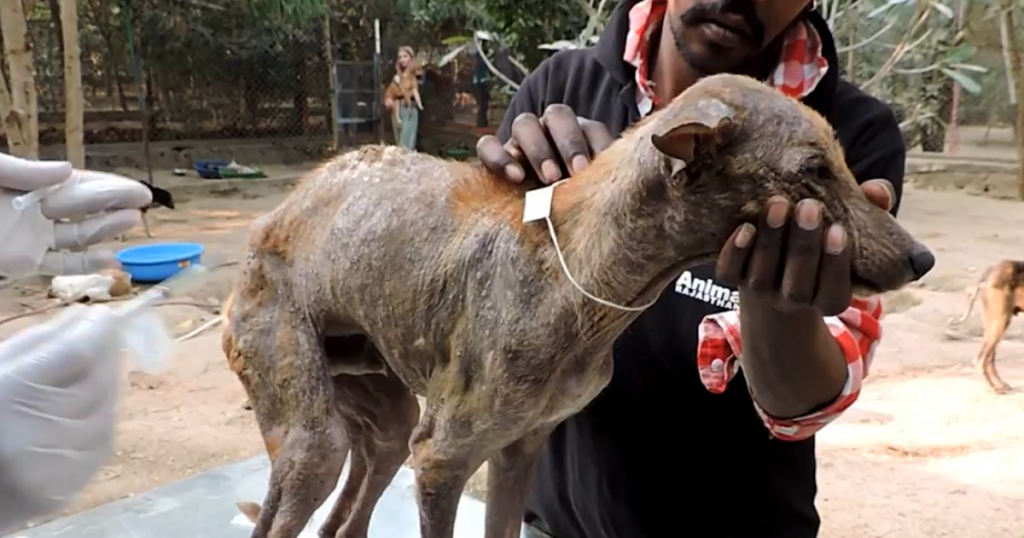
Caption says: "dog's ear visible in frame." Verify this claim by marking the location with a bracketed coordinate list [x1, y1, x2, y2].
[651, 97, 733, 168]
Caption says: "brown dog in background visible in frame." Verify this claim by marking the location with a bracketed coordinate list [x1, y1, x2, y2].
[224, 74, 933, 538]
[948, 260, 1024, 394]
[385, 64, 423, 131]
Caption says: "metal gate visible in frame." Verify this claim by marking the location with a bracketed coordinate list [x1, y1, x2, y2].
[333, 58, 383, 141]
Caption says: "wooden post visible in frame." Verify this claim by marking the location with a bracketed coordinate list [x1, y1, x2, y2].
[0, 0, 39, 158]
[947, 0, 967, 156]
[60, 0, 84, 168]
[1001, 0, 1024, 200]
[122, 0, 153, 185]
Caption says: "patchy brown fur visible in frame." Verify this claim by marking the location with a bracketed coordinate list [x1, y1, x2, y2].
[948, 260, 1024, 394]
[224, 73, 932, 538]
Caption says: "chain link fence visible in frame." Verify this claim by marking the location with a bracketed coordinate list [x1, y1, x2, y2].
[27, 1, 334, 149]
[9, 1, 519, 170]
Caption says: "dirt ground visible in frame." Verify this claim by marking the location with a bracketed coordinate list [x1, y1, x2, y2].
[3, 143, 1024, 536]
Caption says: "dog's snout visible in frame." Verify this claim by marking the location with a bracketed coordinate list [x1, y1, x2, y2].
[908, 244, 935, 280]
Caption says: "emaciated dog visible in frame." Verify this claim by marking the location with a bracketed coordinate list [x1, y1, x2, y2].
[948, 260, 1024, 393]
[223, 73, 933, 538]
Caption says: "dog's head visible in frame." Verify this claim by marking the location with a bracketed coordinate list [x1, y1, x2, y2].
[644, 73, 932, 296]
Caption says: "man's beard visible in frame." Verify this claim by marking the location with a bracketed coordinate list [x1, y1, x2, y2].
[669, 0, 766, 75]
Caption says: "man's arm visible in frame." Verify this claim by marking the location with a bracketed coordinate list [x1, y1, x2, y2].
[698, 103, 905, 441]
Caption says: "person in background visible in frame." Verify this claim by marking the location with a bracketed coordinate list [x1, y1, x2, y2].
[471, 48, 492, 128]
[383, 46, 424, 150]
[475, 0, 907, 537]
[0, 152, 152, 532]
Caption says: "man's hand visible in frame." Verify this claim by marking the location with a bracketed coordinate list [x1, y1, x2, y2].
[0, 153, 153, 278]
[476, 104, 615, 184]
[715, 179, 895, 315]
[0, 304, 120, 532]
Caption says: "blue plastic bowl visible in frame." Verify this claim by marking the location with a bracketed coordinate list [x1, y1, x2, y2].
[115, 242, 205, 283]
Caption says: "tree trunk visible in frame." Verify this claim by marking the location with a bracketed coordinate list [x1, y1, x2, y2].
[0, 0, 39, 158]
[61, 0, 84, 167]
[0, 64, 27, 152]
[1002, 0, 1024, 199]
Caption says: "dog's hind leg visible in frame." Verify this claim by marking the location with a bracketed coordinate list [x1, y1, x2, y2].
[225, 293, 348, 538]
[976, 291, 1013, 394]
[318, 369, 420, 538]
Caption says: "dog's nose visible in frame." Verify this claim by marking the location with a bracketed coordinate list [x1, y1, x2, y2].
[908, 244, 935, 280]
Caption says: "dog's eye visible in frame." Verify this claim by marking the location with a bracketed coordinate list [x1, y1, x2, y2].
[799, 160, 831, 180]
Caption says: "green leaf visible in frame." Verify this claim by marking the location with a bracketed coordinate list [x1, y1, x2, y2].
[940, 68, 982, 95]
[442, 35, 473, 46]
[944, 43, 976, 64]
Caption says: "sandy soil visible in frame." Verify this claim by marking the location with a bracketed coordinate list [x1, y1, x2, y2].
[2, 157, 1024, 537]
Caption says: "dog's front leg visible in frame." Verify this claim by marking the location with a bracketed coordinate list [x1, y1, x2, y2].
[485, 427, 555, 538]
[411, 406, 488, 538]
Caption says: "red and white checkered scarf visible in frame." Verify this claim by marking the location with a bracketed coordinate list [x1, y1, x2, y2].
[623, 0, 829, 111]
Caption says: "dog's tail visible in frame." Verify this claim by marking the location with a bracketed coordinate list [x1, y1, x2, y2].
[222, 291, 235, 324]
[948, 276, 986, 326]
[222, 292, 244, 374]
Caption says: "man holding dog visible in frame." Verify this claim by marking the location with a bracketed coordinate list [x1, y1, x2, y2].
[477, 1, 912, 537]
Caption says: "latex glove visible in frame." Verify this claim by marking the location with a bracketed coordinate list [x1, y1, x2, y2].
[0, 153, 153, 278]
[0, 304, 120, 533]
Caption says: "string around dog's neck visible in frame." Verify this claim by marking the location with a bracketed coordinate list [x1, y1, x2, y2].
[527, 180, 659, 313]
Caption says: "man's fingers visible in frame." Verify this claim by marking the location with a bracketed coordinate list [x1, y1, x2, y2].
[814, 224, 853, 316]
[778, 200, 824, 310]
[3, 305, 111, 388]
[861, 179, 895, 211]
[0, 154, 72, 192]
[476, 135, 525, 182]
[42, 174, 152, 220]
[716, 223, 756, 284]
[53, 209, 143, 249]
[579, 118, 615, 155]
[512, 112, 562, 184]
[542, 104, 592, 177]
[745, 197, 789, 293]
[0, 305, 86, 368]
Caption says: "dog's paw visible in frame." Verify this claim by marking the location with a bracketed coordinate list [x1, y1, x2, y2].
[236, 501, 262, 524]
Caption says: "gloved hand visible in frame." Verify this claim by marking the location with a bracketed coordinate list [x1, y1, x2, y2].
[0, 153, 153, 278]
[0, 304, 120, 533]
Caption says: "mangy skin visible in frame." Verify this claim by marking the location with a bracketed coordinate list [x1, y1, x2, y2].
[223, 74, 931, 538]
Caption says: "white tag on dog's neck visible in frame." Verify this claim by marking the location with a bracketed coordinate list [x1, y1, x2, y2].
[523, 184, 556, 223]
